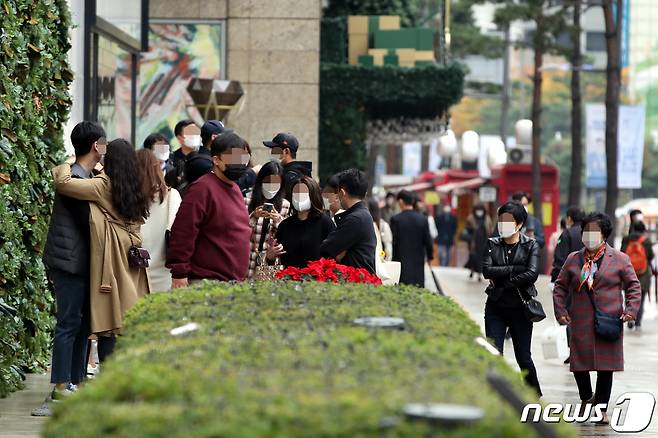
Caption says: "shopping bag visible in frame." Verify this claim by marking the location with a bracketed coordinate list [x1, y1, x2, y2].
[540, 324, 569, 360]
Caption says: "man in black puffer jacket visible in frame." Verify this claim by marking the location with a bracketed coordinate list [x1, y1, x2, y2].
[40, 121, 105, 404]
[551, 206, 585, 283]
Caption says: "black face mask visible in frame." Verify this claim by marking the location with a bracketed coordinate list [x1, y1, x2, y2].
[223, 164, 248, 181]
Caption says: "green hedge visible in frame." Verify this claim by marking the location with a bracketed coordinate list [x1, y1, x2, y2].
[0, 0, 72, 397]
[321, 17, 347, 64]
[45, 282, 576, 437]
[319, 63, 464, 182]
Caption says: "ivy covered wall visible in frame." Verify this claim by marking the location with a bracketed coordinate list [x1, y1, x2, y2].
[0, 0, 72, 397]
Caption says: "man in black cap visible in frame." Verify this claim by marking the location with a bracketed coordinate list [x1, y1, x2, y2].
[263, 132, 312, 201]
[183, 120, 255, 194]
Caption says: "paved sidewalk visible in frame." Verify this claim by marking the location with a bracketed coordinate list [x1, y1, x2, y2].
[427, 266, 658, 437]
[0, 372, 50, 437]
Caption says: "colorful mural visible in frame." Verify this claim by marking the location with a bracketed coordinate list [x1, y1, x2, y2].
[137, 22, 223, 148]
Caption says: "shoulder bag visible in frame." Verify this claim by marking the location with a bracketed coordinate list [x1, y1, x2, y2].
[503, 242, 546, 322]
[585, 288, 622, 341]
[125, 222, 150, 269]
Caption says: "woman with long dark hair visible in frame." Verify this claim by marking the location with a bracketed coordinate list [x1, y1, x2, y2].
[52, 139, 151, 361]
[137, 149, 181, 292]
[245, 161, 290, 278]
[266, 176, 335, 268]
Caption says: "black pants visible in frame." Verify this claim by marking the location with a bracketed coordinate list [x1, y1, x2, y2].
[485, 301, 542, 397]
[573, 371, 613, 406]
[49, 269, 90, 385]
[636, 290, 649, 327]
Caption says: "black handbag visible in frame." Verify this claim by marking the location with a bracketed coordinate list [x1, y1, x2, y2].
[586, 288, 622, 341]
[516, 289, 546, 323]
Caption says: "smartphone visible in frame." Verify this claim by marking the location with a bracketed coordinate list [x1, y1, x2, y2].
[263, 203, 274, 212]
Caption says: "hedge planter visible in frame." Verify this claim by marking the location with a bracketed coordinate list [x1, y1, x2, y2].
[45, 282, 577, 437]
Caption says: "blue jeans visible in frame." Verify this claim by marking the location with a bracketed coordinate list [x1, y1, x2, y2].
[485, 300, 542, 397]
[49, 269, 90, 385]
[437, 244, 452, 267]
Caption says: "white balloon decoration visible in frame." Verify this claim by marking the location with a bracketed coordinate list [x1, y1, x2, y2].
[515, 119, 533, 146]
[461, 130, 480, 162]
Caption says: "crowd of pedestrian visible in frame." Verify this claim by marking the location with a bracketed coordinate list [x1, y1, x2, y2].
[36, 120, 653, 424]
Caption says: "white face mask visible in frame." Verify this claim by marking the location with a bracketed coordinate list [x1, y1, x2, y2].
[154, 145, 170, 162]
[292, 194, 311, 212]
[262, 183, 280, 200]
[635, 214, 644, 223]
[498, 221, 518, 239]
[582, 231, 603, 251]
[184, 135, 202, 151]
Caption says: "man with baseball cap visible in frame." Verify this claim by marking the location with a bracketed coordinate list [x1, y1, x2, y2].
[263, 132, 312, 201]
[182, 120, 256, 194]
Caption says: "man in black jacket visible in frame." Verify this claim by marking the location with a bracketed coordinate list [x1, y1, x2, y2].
[263, 132, 312, 202]
[390, 190, 434, 287]
[39, 121, 105, 408]
[320, 169, 376, 274]
[550, 206, 585, 283]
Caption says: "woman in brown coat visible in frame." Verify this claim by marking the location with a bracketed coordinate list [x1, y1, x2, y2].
[52, 139, 151, 361]
[554, 212, 641, 424]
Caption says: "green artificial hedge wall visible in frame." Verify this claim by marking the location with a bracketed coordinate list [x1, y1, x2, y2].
[319, 63, 465, 182]
[321, 17, 347, 64]
[45, 282, 578, 438]
[0, 0, 72, 397]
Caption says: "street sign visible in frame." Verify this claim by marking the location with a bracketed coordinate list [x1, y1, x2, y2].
[479, 186, 497, 203]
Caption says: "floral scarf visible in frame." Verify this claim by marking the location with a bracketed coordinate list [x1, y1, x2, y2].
[579, 244, 606, 291]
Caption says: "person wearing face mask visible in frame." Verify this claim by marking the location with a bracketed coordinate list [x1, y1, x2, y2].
[136, 149, 182, 292]
[165, 120, 201, 190]
[245, 161, 291, 277]
[263, 132, 312, 202]
[321, 173, 344, 220]
[511, 192, 545, 248]
[554, 212, 641, 424]
[464, 204, 493, 282]
[482, 202, 543, 397]
[266, 176, 335, 268]
[435, 204, 457, 267]
[166, 133, 252, 287]
[390, 190, 434, 287]
[143, 133, 174, 176]
[319, 169, 377, 274]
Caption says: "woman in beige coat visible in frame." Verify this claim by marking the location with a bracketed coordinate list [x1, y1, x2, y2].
[52, 139, 151, 361]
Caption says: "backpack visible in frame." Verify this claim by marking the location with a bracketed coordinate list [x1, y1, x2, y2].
[625, 236, 648, 274]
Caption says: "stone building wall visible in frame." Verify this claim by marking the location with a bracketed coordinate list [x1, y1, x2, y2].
[150, 0, 321, 172]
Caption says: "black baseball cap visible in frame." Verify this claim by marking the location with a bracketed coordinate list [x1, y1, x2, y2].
[201, 120, 231, 144]
[263, 132, 299, 153]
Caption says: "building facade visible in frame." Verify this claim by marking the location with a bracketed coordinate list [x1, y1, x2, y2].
[64, 0, 320, 169]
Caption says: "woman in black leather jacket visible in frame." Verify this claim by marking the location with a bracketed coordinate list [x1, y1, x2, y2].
[483, 201, 542, 397]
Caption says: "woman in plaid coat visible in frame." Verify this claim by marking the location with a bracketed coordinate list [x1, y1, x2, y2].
[245, 161, 290, 278]
[554, 212, 641, 424]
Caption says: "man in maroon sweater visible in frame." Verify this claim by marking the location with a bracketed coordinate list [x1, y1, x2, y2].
[167, 132, 252, 288]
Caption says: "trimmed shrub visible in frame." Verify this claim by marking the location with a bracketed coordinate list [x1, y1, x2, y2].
[45, 282, 577, 437]
[0, 0, 72, 397]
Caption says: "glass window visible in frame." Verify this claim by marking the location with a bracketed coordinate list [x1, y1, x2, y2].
[137, 22, 224, 147]
[586, 32, 606, 52]
[96, 36, 134, 141]
[96, 0, 143, 42]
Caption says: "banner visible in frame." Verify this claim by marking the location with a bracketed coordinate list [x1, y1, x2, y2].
[402, 142, 422, 177]
[428, 140, 441, 171]
[585, 104, 607, 189]
[585, 103, 646, 189]
[618, 105, 646, 189]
